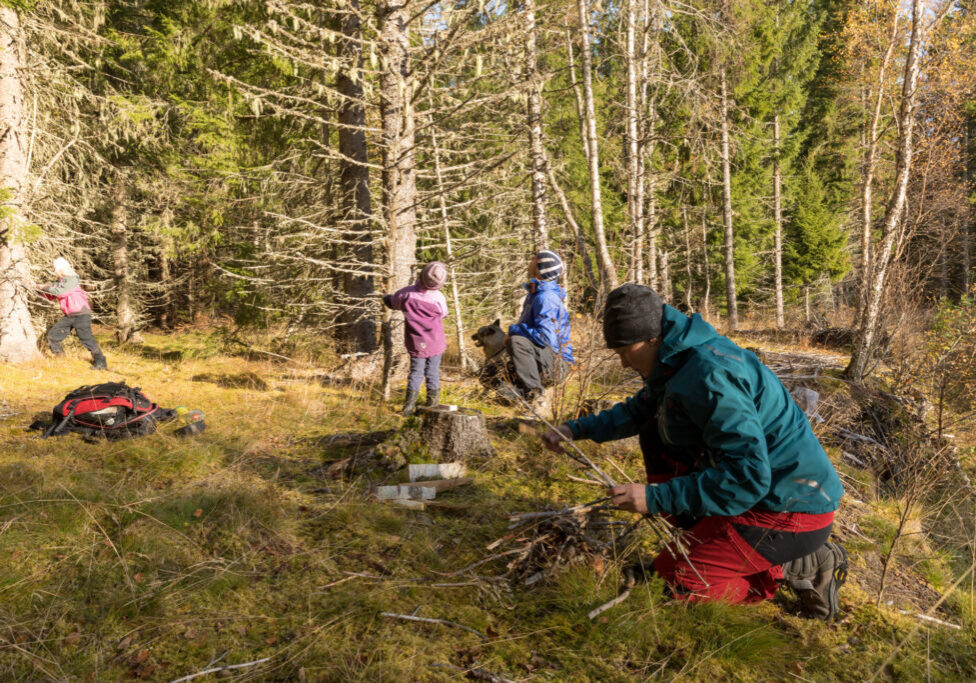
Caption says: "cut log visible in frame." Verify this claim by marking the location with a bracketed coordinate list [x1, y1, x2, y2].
[376, 485, 437, 501]
[419, 406, 493, 460]
[409, 463, 466, 481]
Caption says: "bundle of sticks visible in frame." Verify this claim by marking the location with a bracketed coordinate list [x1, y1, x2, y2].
[488, 500, 634, 586]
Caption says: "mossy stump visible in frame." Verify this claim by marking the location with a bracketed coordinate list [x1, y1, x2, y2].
[418, 406, 493, 461]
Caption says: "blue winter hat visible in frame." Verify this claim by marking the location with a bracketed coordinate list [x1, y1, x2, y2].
[535, 250, 563, 281]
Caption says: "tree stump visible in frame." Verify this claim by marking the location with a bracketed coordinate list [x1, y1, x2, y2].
[419, 406, 493, 461]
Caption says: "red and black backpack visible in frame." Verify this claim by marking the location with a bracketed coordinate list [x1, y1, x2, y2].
[40, 382, 177, 440]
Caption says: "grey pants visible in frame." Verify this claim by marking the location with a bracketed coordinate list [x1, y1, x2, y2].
[507, 334, 566, 394]
[407, 354, 442, 395]
[47, 313, 104, 361]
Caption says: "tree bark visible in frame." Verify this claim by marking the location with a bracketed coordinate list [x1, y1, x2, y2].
[378, 0, 418, 399]
[773, 115, 784, 329]
[0, 8, 40, 363]
[964, 122, 971, 294]
[429, 109, 471, 371]
[719, 71, 738, 331]
[625, 0, 643, 283]
[683, 206, 693, 312]
[111, 177, 137, 344]
[846, 0, 924, 382]
[524, 0, 548, 251]
[576, 0, 617, 296]
[701, 211, 711, 320]
[338, 0, 377, 353]
[857, 12, 899, 320]
[544, 150, 598, 293]
[658, 248, 670, 302]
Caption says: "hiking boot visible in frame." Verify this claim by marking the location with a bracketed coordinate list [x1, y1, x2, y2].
[782, 542, 848, 620]
[90, 355, 108, 371]
[495, 383, 522, 403]
[401, 391, 420, 417]
[424, 388, 440, 408]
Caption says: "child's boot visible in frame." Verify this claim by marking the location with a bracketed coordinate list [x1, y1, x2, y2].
[401, 391, 420, 416]
[424, 388, 440, 407]
[91, 354, 108, 371]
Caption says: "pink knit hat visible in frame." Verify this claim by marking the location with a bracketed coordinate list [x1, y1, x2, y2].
[419, 261, 448, 290]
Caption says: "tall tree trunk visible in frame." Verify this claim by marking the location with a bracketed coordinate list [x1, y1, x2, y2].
[683, 206, 693, 312]
[429, 109, 471, 371]
[378, 0, 418, 399]
[155, 210, 173, 329]
[524, 0, 548, 250]
[701, 211, 712, 320]
[112, 178, 137, 344]
[544, 150, 598, 293]
[0, 8, 39, 363]
[338, 0, 377, 353]
[719, 71, 738, 331]
[659, 249, 670, 302]
[846, 0, 924, 382]
[773, 115, 784, 329]
[857, 12, 900, 319]
[625, 0, 643, 283]
[964, 122, 971, 293]
[576, 0, 617, 295]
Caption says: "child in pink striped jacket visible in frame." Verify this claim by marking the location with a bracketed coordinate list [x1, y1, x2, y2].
[383, 262, 449, 415]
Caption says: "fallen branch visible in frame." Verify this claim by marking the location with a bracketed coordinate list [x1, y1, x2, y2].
[896, 609, 962, 630]
[380, 612, 485, 639]
[169, 657, 272, 683]
[587, 586, 633, 620]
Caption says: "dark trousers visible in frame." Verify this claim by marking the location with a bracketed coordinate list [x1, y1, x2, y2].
[507, 334, 567, 394]
[47, 314, 104, 360]
[407, 354, 441, 395]
[638, 419, 833, 604]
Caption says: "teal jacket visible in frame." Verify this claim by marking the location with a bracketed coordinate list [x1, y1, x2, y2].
[566, 305, 843, 518]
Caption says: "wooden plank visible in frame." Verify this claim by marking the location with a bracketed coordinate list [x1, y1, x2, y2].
[375, 485, 437, 500]
[390, 499, 427, 510]
[410, 477, 473, 493]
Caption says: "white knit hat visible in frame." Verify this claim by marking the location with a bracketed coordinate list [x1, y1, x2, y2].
[53, 257, 76, 277]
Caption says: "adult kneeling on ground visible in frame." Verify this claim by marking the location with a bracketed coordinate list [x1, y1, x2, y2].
[541, 284, 848, 619]
[504, 250, 574, 405]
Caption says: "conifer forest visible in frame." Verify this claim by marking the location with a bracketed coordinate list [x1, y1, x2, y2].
[0, 0, 975, 680]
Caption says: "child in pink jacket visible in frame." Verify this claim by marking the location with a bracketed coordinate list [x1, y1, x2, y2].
[383, 262, 449, 415]
[38, 257, 108, 370]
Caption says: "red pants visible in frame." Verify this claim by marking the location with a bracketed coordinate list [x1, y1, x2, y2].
[639, 419, 834, 604]
[653, 510, 833, 604]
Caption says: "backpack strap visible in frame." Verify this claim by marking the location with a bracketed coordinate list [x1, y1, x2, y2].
[42, 399, 80, 439]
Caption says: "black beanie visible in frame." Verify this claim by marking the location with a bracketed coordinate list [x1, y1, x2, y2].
[602, 284, 664, 348]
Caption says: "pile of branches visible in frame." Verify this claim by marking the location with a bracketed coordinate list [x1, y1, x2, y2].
[485, 500, 635, 587]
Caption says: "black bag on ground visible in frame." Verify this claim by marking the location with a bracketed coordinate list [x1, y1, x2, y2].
[30, 382, 178, 440]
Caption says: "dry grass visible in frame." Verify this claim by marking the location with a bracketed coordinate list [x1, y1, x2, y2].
[0, 327, 973, 680]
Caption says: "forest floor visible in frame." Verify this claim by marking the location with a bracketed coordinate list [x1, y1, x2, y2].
[0, 326, 974, 681]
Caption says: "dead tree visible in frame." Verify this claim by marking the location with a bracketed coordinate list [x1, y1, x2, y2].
[0, 7, 40, 363]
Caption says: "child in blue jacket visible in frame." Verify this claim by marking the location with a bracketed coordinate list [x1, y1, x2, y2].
[505, 250, 574, 400]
